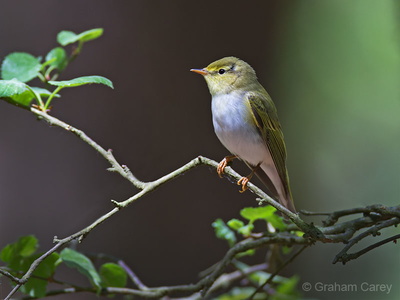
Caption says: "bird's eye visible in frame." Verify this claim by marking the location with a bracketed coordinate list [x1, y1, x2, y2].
[218, 69, 226, 75]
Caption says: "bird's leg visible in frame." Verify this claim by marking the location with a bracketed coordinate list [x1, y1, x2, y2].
[237, 163, 261, 193]
[217, 155, 237, 178]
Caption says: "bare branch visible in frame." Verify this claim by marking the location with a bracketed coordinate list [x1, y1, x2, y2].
[333, 217, 400, 264]
[3, 108, 397, 299]
[118, 260, 149, 290]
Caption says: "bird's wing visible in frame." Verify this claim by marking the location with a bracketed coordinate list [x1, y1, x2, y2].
[245, 91, 292, 200]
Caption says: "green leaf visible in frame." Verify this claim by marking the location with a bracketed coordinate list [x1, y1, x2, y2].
[57, 28, 103, 46]
[57, 31, 78, 46]
[227, 218, 245, 230]
[11, 87, 58, 107]
[273, 275, 300, 299]
[0, 235, 38, 263]
[45, 47, 67, 70]
[100, 263, 127, 288]
[0, 79, 27, 97]
[237, 224, 254, 236]
[1, 52, 41, 82]
[267, 214, 287, 231]
[60, 248, 101, 289]
[228, 218, 254, 236]
[21, 253, 60, 298]
[48, 75, 113, 89]
[0, 80, 57, 107]
[212, 219, 236, 247]
[240, 206, 287, 230]
[77, 28, 103, 43]
[282, 246, 293, 255]
[236, 249, 255, 258]
[240, 206, 276, 223]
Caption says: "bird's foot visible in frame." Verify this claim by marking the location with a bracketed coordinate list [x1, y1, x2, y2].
[237, 176, 250, 193]
[217, 155, 237, 178]
[237, 163, 261, 193]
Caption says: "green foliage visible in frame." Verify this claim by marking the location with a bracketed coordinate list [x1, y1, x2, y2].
[0, 236, 60, 298]
[0, 27, 112, 111]
[20, 253, 60, 297]
[212, 218, 236, 246]
[214, 206, 289, 247]
[0, 79, 29, 98]
[48, 75, 114, 89]
[216, 287, 273, 300]
[100, 263, 127, 288]
[0, 235, 38, 264]
[1, 52, 41, 82]
[216, 262, 301, 300]
[0, 236, 131, 298]
[45, 47, 68, 70]
[57, 28, 103, 46]
[240, 206, 287, 230]
[60, 248, 102, 290]
[0, 28, 120, 299]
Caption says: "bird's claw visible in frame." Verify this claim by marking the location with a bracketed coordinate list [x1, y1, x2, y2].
[237, 176, 249, 193]
[217, 159, 228, 178]
[217, 155, 237, 178]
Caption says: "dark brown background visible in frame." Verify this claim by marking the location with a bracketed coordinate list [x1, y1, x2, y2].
[1, 1, 399, 299]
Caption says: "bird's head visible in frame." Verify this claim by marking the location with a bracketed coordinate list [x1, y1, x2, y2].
[191, 56, 258, 96]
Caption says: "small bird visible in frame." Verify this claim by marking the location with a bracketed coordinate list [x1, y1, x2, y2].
[191, 57, 296, 213]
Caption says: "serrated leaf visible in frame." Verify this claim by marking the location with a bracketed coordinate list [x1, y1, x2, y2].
[57, 28, 103, 46]
[0, 79, 27, 97]
[1, 52, 41, 82]
[57, 31, 78, 46]
[100, 263, 127, 288]
[212, 219, 236, 247]
[45, 47, 67, 70]
[60, 248, 101, 289]
[48, 75, 113, 89]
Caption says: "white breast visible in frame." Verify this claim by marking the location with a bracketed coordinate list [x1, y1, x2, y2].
[211, 92, 269, 167]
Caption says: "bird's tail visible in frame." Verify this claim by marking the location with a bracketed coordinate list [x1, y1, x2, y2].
[254, 166, 296, 213]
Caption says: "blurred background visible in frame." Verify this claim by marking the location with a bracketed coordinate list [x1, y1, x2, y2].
[0, 1, 399, 299]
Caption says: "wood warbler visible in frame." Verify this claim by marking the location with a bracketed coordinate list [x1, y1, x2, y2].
[191, 57, 295, 213]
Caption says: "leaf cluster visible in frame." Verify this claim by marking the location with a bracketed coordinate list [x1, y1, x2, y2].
[0, 28, 112, 111]
[0, 236, 127, 298]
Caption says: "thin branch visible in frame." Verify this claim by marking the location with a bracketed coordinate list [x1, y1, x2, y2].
[247, 245, 308, 300]
[31, 108, 145, 189]
[118, 260, 149, 290]
[333, 217, 400, 264]
[0, 268, 21, 283]
[302, 204, 400, 226]
[337, 233, 400, 263]
[2, 108, 396, 300]
[207, 263, 269, 295]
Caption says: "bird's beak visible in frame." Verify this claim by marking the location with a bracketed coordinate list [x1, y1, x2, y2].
[190, 68, 208, 76]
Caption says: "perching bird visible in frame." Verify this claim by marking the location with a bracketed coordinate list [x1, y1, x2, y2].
[191, 57, 295, 213]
